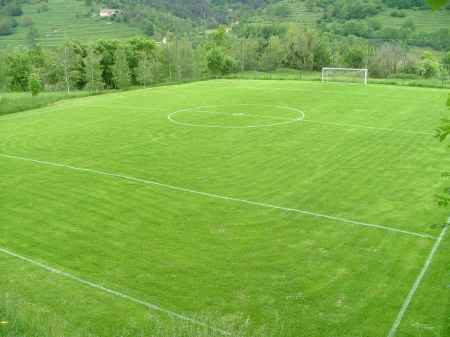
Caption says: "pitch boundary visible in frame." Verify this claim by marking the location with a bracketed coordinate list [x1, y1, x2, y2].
[0, 246, 229, 335]
[386, 220, 448, 337]
[0, 153, 435, 240]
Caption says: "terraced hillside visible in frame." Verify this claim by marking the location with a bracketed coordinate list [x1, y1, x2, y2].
[245, 0, 450, 36]
[246, 0, 322, 27]
[0, 0, 142, 48]
[375, 9, 450, 33]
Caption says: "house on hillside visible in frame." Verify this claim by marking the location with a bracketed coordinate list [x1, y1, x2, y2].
[99, 8, 120, 18]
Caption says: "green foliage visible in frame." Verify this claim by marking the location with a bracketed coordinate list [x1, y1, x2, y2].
[427, 0, 450, 9]
[84, 50, 104, 93]
[0, 15, 15, 35]
[112, 46, 131, 89]
[259, 36, 285, 72]
[57, 43, 83, 93]
[26, 25, 39, 48]
[269, 3, 291, 17]
[207, 47, 226, 76]
[6, 51, 31, 91]
[330, 0, 384, 20]
[136, 54, 160, 87]
[419, 52, 440, 78]
[28, 71, 42, 96]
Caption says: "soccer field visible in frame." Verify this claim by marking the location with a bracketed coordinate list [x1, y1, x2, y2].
[0, 80, 449, 337]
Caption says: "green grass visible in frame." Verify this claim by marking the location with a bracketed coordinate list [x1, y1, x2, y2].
[0, 80, 449, 337]
[0, 91, 95, 117]
[0, 0, 142, 48]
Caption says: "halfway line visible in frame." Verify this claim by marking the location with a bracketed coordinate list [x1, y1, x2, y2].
[0, 246, 230, 335]
[0, 153, 434, 240]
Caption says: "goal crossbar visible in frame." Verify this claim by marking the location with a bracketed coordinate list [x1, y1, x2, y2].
[322, 67, 368, 85]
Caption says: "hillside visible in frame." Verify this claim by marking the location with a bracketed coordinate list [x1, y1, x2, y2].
[240, 0, 450, 50]
[246, 0, 449, 32]
[0, 0, 448, 50]
[0, 0, 142, 48]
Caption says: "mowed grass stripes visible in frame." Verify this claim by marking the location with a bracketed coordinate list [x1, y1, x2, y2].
[0, 80, 449, 337]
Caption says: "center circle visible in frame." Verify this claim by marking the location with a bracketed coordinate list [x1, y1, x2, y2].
[168, 104, 305, 129]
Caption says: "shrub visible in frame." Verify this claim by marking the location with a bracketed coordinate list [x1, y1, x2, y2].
[29, 72, 43, 96]
[390, 10, 406, 17]
[0, 16, 15, 36]
[419, 58, 440, 78]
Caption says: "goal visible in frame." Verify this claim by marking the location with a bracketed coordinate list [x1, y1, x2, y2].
[322, 67, 368, 85]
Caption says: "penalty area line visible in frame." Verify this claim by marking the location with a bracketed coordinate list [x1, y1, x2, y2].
[0, 153, 435, 240]
[386, 220, 448, 337]
[0, 246, 230, 335]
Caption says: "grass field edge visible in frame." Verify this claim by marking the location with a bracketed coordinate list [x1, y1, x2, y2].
[386, 219, 449, 337]
[0, 246, 231, 335]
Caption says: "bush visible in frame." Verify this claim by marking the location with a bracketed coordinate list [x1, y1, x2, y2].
[37, 3, 49, 13]
[271, 4, 291, 17]
[29, 73, 43, 96]
[390, 10, 406, 17]
[419, 58, 440, 78]
[3, 2, 23, 16]
[21, 15, 33, 27]
[0, 16, 15, 36]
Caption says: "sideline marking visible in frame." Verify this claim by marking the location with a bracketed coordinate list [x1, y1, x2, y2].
[386, 221, 448, 337]
[0, 153, 435, 240]
[168, 104, 304, 129]
[0, 246, 230, 335]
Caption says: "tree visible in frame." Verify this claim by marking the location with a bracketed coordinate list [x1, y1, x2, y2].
[207, 48, 225, 76]
[58, 43, 82, 93]
[442, 52, 450, 74]
[206, 46, 236, 76]
[26, 25, 39, 48]
[0, 52, 8, 90]
[418, 52, 440, 78]
[436, 94, 450, 206]
[112, 47, 131, 89]
[6, 52, 31, 91]
[143, 20, 154, 37]
[84, 49, 104, 93]
[342, 41, 368, 68]
[136, 52, 160, 87]
[29, 72, 42, 96]
[0, 16, 15, 36]
[427, 0, 449, 9]
[93, 39, 119, 89]
[259, 36, 285, 72]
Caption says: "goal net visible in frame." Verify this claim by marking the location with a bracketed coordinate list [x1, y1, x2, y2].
[322, 67, 368, 85]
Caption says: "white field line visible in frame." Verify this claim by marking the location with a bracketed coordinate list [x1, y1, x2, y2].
[0, 153, 435, 240]
[302, 119, 434, 136]
[386, 221, 448, 337]
[0, 246, 230, 335]
[168, 104, 305, 129]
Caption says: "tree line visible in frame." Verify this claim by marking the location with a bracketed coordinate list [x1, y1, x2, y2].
[1, 26, 449, 95]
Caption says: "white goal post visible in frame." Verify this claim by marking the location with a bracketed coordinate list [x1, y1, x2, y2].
[322, 67, 368, 85]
